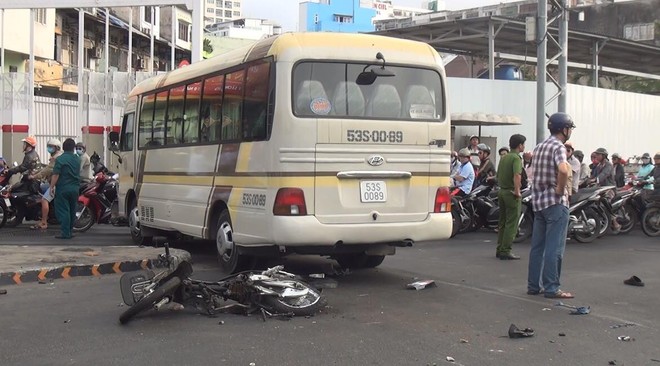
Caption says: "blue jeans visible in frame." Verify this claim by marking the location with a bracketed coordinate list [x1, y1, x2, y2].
[527, 204, 569, 295]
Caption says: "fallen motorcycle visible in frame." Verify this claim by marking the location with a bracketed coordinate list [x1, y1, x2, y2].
[119, 242, 326, 324]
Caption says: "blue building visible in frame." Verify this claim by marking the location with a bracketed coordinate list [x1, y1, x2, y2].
[299, 0, 378, 33]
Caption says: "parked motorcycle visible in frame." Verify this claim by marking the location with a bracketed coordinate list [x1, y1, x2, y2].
[567, 187, 608, 243]
[119, 241, 326, 324]
[73, 172, 119, 232]
[0, 173, 11, 228]
[450, 185, 493, 237]
[0, 172, 56, 228]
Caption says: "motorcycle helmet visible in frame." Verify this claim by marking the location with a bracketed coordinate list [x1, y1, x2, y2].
[47, 138, 62, 150]
[498, 147, 510, 155]
[654, 152, 660, 160]
[641, 152, 651, 159]
[458, 148, 471, 158]
[574, 150, 584, 161]
[593, 147, 608, 158]
[611, 153, 621, 160]
[476, 143, 491, 154]
[21, 136, 37, 147]
[547, 112, 576, 133]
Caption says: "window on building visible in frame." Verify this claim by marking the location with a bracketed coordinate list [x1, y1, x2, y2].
[207, 0, 215, 4]
[334, 15, 353, 23]
[225, 10, 232, 18]
[233, 11, 240, 16]
[35, 9, 47, 25]
[144, 7, 153, 23]
[216, 9, 223, 15]
[225, 1, 232, 8]
[207, 8, 215, 14]
[216, 17, 223, 23]
[178, 22, 191, 42]
[233, 2, 241, 7]
[216, 0, 222, 6]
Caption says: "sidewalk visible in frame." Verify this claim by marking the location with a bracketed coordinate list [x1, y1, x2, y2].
[0, 245, 189, 286]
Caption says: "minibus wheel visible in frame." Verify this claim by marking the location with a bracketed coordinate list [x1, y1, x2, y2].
[215, 209, 254, 274]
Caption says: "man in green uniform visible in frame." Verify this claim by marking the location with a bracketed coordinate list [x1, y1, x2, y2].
[50, 138, 81, 239]
[496, 134, 527, 260]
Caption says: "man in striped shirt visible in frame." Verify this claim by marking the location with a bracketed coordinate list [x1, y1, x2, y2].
[527, 112, 575, 299]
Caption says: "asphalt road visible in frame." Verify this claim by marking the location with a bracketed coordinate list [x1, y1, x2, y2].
[1, 226, 659, 365]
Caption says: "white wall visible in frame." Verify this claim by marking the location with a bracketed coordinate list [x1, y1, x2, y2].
[0, 9, 56, 60]
[448, 77, 660, 160]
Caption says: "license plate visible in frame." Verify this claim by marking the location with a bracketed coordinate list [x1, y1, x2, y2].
[3, 198, 10, 208]
[360, 181, 387, 203]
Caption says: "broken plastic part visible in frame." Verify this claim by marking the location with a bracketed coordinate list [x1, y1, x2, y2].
[406, 280, 436, 290]
[508, 324, 535, 338]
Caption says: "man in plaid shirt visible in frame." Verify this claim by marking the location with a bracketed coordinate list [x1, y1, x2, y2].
[527, 112, 575, 299]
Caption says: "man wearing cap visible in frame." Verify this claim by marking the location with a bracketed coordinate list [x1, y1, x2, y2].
[611, 153, 625, 188]
[467, 135, 481, 167]
[452, 148, 475, 197]
[475, 143, 496, 188]
[573, 150, 591, 188]
[50, 138, 81, 239]
[590, 148, 615, 187]
[75, 142, 93, 183]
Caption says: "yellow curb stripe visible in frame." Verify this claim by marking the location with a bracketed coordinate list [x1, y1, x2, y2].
[61, 267, 71, 279]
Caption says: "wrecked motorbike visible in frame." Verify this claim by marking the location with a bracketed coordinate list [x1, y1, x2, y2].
[119, 242, 326, 324]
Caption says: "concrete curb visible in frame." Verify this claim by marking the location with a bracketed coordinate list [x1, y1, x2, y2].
[0, 257, 168, 286]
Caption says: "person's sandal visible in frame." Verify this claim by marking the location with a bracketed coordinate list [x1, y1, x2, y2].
[544, 290, 574, 299]
[30, 223, 48, 230]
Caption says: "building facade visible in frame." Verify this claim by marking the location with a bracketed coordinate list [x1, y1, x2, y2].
[205, 18, 281, 40]
[203, 0, 242, 27]
[299, 0, 377, 33]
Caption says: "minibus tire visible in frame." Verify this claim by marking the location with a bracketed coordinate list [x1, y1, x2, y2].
[214, 209, 253, 274]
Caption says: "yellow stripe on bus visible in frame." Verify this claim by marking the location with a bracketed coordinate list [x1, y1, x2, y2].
[142, 175, 450, 188]
[235, 143, 253, 172]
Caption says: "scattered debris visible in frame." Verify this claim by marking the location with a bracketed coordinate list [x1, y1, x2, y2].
[38, 279, 47, 284]
[608, 361, 617, 365]
[617, 336, 634, 342]
[117, 303, 125, 307]
[610, 323, 636, 329]
[249, 363, 256, 366]
[558, 333, 566, 337]
[489, 349, 504, 353]
[650, 359, 660, 363]
[446, 356, 455, 363]
[542, 308, 552, 311]
[308, 273, 325, 279]
[406, 280, 437, 290]
[63, 319, 71, 323]
[508, 324, 535, 338]
[218, 321, 225, 325]
[623, 275, 644, 287]
[0, 289, 7, 295]
[555, 301, 590, 315]
[459, 338, 469, 344]
[84, 251, 99, 257]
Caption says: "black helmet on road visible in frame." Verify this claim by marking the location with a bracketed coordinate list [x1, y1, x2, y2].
[547, 112, 575, 133]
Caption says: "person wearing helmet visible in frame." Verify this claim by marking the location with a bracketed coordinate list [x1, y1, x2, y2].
[451, 148, 475, 197]
[636, 153, 655, 193]
[474, 143, 496, 188]
[3, 135, 41, 176]
[27, 138, 63, 230]
[466, 135, 481, 167]
[527, 112, 575, 299]
[498, 146, 510, 158]
[610, 153, 625, 188]
[589, 147, 615, 187]
[495, 134, 526, 260]
[652, 153, 660, 196]
[0, 156, 6, 175]
[75, 142, 93, 182]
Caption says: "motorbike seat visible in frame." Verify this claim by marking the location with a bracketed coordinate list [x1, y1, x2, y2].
[570, 189, 597, 205]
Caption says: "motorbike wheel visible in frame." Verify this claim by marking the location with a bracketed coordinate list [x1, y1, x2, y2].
[128, 203, 152, 246]
[119, 277, 181, 325]
[573, 208, 602, 243]
[73, 202, 95, 233]
[641, 207, 660, 237]
[450, 209, 461, 238]
[260, 282, 326, 317]
[616, 204, 636, 234]
[215, 209, 254, 274]
[593, 205, 610, 237]
[514, 212, 533, 243]
[4, 208, 23, 228]
[0, 203, 6, 229]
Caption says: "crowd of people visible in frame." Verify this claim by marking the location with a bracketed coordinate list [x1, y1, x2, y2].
[449, 113, 660, 299]
[1, 135, 94, 239]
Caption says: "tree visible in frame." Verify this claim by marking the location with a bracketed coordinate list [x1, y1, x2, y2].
[203, 38, 214, 59]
